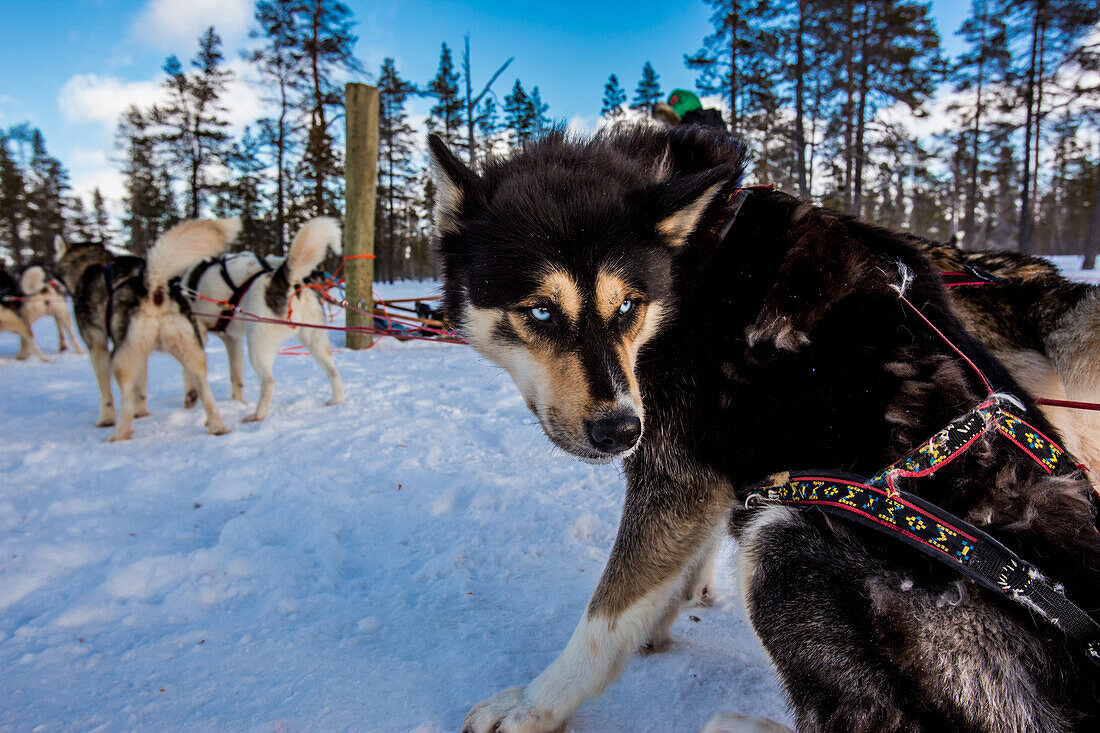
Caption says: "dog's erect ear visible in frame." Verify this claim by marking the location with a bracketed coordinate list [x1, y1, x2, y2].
[638, 165, 732, 248]
[428, 134, 480, 237]
[54, 234, 68, 259]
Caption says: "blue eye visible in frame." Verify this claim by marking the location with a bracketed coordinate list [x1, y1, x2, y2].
[619, 299, 634, 315]
[530, 307, 552, 322]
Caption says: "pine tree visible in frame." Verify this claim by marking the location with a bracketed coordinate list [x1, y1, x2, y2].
[529, 87, 551, 134]
[66, 195, 94, 242]
[601, 74, 627, 117]
[118, 106, 177, 254]
[0, 134, 26, 266]
[24, 129, 70, 261]
[154, 27, 233, 219]
[459, 35, 513, 168]
[376, 57, 418, 282]
[91, 188, 113, 245]
[951, 0, 1012, 249]
[250, 0, 306, 252]
[631, 62, 663, 110]
[428, 42, 462, 150]
[218, 127, 270, 252]
[294, 0, 363, 219]
[504, 79, 536, 147]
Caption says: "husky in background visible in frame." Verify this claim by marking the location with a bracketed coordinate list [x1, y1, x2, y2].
[1, 264, 48, 361]
[16, 262, 83, 358]
[916, 241, 1100, 490]
[55, 219, 237, 441]
[179, 217, 344, 423]
[430, 127, 1099, 732]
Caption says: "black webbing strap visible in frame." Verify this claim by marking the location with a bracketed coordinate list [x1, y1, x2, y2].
[208, 255, 272, 333]
[748, 469, 1100, 667]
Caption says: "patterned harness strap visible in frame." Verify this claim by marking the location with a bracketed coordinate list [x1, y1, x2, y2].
[746, 401, 1100, 669]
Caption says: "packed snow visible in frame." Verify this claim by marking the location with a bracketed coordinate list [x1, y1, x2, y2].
[0, 281, 785, 732]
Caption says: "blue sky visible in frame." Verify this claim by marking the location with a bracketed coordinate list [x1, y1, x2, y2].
[0, 0, 970, 206]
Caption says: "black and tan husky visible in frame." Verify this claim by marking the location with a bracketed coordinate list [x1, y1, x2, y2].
[55, 219, 237, 441]
[430, 127, 1100, 733]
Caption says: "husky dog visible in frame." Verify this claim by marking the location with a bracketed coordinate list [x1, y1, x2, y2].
[915, 242, 1100, 490]
[430, 127, 1100, 732]
[55, 220, 237, 441]
[1, 265, 49, 361]
[179, 217, 343, 422]
[15, 262, 84, 357]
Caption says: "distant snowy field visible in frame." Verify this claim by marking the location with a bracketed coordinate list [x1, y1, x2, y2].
[0, 281, 784, 732]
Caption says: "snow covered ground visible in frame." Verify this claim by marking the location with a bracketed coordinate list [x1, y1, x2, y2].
[0, 281, 785, 732]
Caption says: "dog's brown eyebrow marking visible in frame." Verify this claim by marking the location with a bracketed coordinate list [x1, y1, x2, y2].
[595, 270, 636, 323]
[522, 268, 582, 326]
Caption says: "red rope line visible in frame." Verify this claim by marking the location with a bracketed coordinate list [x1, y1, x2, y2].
[896, 292, 994, 396]
[1034, 398, 1100, 412]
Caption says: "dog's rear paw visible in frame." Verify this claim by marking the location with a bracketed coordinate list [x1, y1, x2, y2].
[641, 631, 675, 655]
[94, 417, 116, 428]
[242, 413, 264, 424]
[107, 428, 134, 442]
[463, 688, 564, 733]
[206, 421, 230, 436]
[701, 713, 794, 733]
[326, 396, 344, 406]
[135, 408, 151, 419]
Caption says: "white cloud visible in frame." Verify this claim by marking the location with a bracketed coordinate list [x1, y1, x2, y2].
[133, 0, 252, 49]
[58, 74, 166, 126]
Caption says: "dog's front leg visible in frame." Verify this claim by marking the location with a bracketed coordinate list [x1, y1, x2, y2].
[463, 477, 727, 733]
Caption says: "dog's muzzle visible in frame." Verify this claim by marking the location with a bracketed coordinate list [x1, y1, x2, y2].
[585, 413, 642, 455]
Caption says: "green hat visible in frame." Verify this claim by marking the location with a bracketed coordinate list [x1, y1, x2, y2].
[667, 89, 702, 117]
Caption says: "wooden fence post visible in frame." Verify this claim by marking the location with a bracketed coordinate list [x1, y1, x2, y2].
[344, 82, 379, 350]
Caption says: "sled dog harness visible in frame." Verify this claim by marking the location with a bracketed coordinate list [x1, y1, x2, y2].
[745, 396, 1100, 668]
[186, 254, 273, 333]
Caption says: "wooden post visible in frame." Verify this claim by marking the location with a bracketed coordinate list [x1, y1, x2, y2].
[344, 82, 379, 349]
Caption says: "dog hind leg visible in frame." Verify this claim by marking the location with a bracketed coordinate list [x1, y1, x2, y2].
[243, 325, 282, 422]
[298, 324, 343, 406]
[108, 340, 147, 442]
[163, 324, 228, 436]
[88, 344, 116, 427]
[642, 529, 722, 654]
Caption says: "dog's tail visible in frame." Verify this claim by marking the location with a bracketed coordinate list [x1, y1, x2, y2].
[20, 265, 46, 295]
[145, 218, 240, 303]
[285, 217, 341, 284]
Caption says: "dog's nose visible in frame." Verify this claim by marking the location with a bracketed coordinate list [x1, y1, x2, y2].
[587, 415, 642, 454]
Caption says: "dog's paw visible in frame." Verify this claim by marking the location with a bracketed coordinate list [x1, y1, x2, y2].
[107, 427, 134, 442]
[326, 396, 344, 406]
[94, 417, 116, 428]
[640, 632, 674, 655]
[463, 688, 564, 733]
[206, 421, 230, 436]
[135, 408, 151, 419]
[242, 413, 264, 424]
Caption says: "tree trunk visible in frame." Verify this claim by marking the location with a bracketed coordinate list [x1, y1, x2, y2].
[795, 0, 808, 198]
[963, 1, 987, 250]
[1018, 1, 1042, 254]
[842, 0, 856, 212]
[1084, 139, 1100, 269]
[728, 0, 740, 137]
[852, 2, 870, 217]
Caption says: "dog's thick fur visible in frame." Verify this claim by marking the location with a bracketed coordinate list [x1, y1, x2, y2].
[912, 242, 1100, 490]
[55, 220, 238, 441]
[430, 127, 1100, 732]
[179, 217, 343, 422]
[15, 262, 84, 358]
